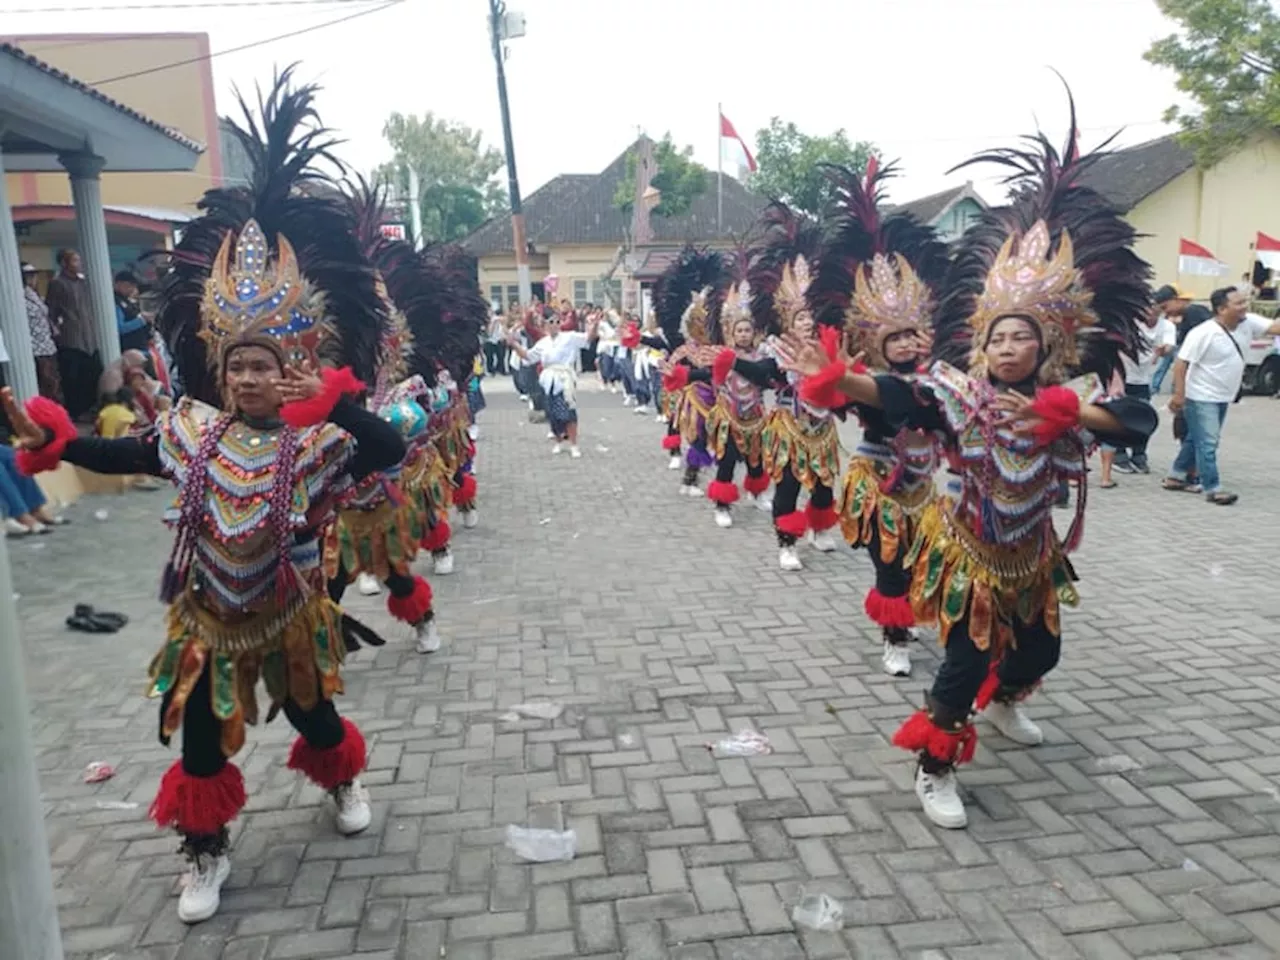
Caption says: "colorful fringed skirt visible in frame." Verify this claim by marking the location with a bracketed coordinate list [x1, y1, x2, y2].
[762, 408, 840, 491]
[675, 382, 716, 449]
[150, 588, 345, 759]
[706, 399, 765, 466]
[905, 499, 1079, 655]
[839, 455, 934, 561]
[323, 496, 424, 583]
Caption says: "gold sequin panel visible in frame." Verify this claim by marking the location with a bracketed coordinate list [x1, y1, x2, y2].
[838, 456, 934, 561]
[762, 408, 840, 490]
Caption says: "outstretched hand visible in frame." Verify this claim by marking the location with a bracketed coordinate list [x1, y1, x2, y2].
[271, 362, 324, 406]
[0, 388, 46, 449]
[992, 391, 1042, 436]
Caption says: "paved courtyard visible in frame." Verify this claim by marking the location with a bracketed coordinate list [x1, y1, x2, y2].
[16, 378, 1280, 960]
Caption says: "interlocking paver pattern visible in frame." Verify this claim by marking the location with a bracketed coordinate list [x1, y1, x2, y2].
[15, 377, 1280, 959]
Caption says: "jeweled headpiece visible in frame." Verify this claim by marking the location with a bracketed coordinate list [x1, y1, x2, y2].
[808, 159, 949, 370]
[774, 255, 813, 334]
[934, 83, 1149, 385]
[200, 220, 336, 375]
[747, 202, 823, 338]
[652, 245, 730, 348]
[718, 278, 753, 344]
[681, 287, 713, 344]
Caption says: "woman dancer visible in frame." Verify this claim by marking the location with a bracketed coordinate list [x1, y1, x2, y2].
[652, 246, 729, 495]
[4, 73, 405, 922]
[808, 161, 950, 677]
[781, 104, 1155, 828]
[507, 311, 599, 458]
[706, 279, 771, 527]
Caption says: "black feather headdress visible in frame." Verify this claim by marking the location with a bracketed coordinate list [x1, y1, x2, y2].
[746, 202, 822, 338]
[651, 245, 731, 347]
[806, 159, 950, 369]
[156, 65, 384, 406]
[933, 86, 1150, 384]
[414, 243, 488, 389]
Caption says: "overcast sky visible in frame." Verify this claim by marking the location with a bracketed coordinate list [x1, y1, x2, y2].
[5, 0, 1190, 205]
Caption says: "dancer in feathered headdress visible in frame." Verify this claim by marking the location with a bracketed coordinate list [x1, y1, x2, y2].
[2, 68, 407, 922]
[709, 203, 843, 571]
[777, 88, 1156, 830]
[322, 175, 444, 654]
[807, 159, 950, 678]
[651, 245, 731, 494]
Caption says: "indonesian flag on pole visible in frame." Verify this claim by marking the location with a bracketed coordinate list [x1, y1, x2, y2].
[719, 112, 757, 173]
[1178, 238, 1230, 277]
[1256, 231, 1280, 270]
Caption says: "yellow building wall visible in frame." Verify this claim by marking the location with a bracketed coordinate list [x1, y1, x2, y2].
[2, 33, 220, 211]
[1127, 132, 1280, 300]
[547, 244, 620, 304]
[477, 253, 550, 309]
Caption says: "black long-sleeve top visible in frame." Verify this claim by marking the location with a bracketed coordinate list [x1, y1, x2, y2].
[57, 397, 406, 482]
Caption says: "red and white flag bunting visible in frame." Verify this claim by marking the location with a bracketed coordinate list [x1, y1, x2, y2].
[719, 113, 757, 174]
[1178, 238, 1230, 277]
[1256, 231, 1280, 270]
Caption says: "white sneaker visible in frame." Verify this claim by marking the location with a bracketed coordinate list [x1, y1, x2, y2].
[570, 446, 582, 459]
[547, 431, 557, 440]
[552, 443, 563, 455]
[467, 424, 479, 441]
[177, 853, 231, 924]
[983, 701, 1044, 746]
[463, 509, 479, 529]
[331, 778, 372, 835]
[714, 509, 733, 529]
[4, 518, 30, 536]
[621, 393, 632, 404]
[519, 394, 529, 402]
[752, 493, 773, 513]
[611, 385, 620, 395]
[356, 572, 382, 597]
[635, 405, 650, 415]
[681, 484, 702, 497]
[915, 766, 967, 829]
[667, 455, 682, 470]
[779, 546, 803, 571]
[808, 528, 838, 553]
[415, 618, 443, 654]
[433, 550, 454, 576]
[656, 413, 667, 424]
[882, 641, 912, 677]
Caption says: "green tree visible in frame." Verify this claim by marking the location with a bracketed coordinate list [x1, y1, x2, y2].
[747, 119, 878, 216]
[613, 133, 708, 218]
[1145, 0, 1280, 166]
[377, 112, 507, 242]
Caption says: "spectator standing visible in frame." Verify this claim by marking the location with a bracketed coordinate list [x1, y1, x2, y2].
[1101, 303, 1175, 479]
[45, 248, 101, 418]
[1150, 284, 1210, 393]
[21, 262, 61, 401]
[1164, 286, 1280, 505]
[114, 270, 151, 353]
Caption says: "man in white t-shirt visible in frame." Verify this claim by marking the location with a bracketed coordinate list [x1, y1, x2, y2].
[1166, 286, 1280, 504]
[1107, 306, 1176, 475]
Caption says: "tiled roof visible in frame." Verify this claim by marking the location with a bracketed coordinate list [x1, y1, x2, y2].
[1076, 134, 1195, 212]
[461, 139, 766, 255]
[887, 182, 985, 224]
[0, 42, 205, 153]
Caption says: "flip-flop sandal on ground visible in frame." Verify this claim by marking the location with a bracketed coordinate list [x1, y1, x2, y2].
[1207, 492, 1239, 506]
[1100, 481, 1118, 489]
[67, 613, 117, 633]
[70, 605, 129, 631]
[1163, 478, 1203, 492]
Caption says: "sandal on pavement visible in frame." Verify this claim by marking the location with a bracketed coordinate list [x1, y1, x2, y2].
[69, 605, 129, 632]
[1100, 480, 1118, 489]
[1206, 491, 1238, 506]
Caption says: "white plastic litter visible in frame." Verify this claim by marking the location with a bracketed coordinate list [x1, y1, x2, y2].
[595, 445, 610, 453]
[93, 509, 110, 521]
[792, 893, 844, 932]
[1096, 754, 1142, 773]
[505, 825, 577, 862]
[709, 730, 772, 758]
[1183, 858, 1201, 872]
[507, 702, 565, 721]
[538, 518, 552, 525]
[94, 800, 139, 811]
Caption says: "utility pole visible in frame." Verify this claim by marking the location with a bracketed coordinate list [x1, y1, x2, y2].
[0, 537, 65, 960]
[487, 0, 531, 306]
[407, 165, 424, 253]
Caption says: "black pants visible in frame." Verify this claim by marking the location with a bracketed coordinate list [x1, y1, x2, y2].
[180, 662, 344, 779]
[772, 470, 833, 541]
[930, 613, 1061, 716]
[714, 436, 764, 490]
[1114, 383, 1153, 460]
[57, 347, 102, 419]
[484, 342, 507, 375]
[866, 522, 908, 599]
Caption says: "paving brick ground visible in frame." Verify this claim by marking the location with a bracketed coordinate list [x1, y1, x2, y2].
[15, 376, 1280, 960]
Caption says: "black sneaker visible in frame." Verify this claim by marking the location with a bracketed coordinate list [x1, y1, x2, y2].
[1132, 458, 1150, 474]
[1113, 459, 1137, 474]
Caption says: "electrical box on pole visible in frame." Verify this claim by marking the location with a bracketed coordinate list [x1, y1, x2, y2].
[499, 10, 526, 40]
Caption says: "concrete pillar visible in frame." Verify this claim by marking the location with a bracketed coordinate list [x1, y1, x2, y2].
[0, 142, 41, 401]
[59, 152, 119, 369]
[0, 536, 66, 960]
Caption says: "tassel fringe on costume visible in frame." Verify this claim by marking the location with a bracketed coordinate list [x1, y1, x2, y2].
[287, 717, 367, 790]
[149, 760, 247, 835]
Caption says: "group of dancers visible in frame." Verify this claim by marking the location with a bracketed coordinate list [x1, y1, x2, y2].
[3, 72, 488, 924]
[639, 100, 1155, 829]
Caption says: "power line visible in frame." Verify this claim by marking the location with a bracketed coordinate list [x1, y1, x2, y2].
[89, 0, 403, 86]
[2, 0, 376, 10]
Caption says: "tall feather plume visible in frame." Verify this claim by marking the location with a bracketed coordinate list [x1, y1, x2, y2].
[933, 80, 1148, 381]
[156, 65, 385, 404]
[651, 245, 730, 346]
[746, 201, 822, 337]
[414, 243, 488, 388]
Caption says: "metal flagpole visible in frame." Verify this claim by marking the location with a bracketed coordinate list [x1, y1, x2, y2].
[0, 535, 65, 960]
[717, 103, 723, 235]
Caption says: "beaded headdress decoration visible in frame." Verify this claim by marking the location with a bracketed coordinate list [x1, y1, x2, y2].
[847, 253, 935, 368]
[965, 222, 1095, 383]
[773, 255, 814, 334]
[719, 278, 755, 344]
[200, 219, 336, 377]
[680, 287, 713, 344]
